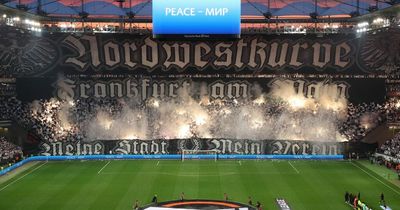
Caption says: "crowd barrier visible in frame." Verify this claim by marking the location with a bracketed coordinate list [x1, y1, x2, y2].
[374, 153, 400, 164]
[0, 154, 343, 176]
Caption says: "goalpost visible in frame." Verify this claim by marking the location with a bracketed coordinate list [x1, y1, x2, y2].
[181, 149, 219, 162]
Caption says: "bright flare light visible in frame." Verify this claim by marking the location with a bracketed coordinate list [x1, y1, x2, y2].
[362, 123, 370, 130]
[395, 101, 400, 108]
[176, 109, 186, 115]
[101, 120, 112, 130]
[62, 124, 72, 131]
[68, 100, 75, 106]
[288, 97, 306, 109]
[149, 99, 159, 108]
[178, 124, 191, 138]
[251, 119, 264, 129]
[253, 96, 265, 105]
[123, 134, 138, 139]
[325, 102, 345, 112]
[220, 108, 232, 115]
[194, 114, 207, 126]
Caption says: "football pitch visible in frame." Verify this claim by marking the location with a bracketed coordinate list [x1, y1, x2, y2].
[0, 160, 399, 210]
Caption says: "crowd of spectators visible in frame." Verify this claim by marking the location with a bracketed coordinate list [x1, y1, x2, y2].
[385, 98, 400, 123]
[339, 102, 387, 141]
[0, 96, 393, 143]
[379, 133, 400, 160]
[0, 136, 23, 165]
[0, 97, 124, 142]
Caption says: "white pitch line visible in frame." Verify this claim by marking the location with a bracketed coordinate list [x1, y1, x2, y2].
[0, 162, 47, 192]
[288, 161, 300, 174]
[238, 161, 242, 166]
[97, 161, 111, 175]
[351, 162, 400, 195]
[156, 161, 160, 166]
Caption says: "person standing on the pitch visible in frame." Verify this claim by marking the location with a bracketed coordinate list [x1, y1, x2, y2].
[224, 193, 228, 201]
[380, 192, 385, 204]
[152, 194, 158, 204]
[345, 191, 349, 203]
[256, 201, 262, 210]
[349, 193, 354, 204]
[133, 200, 139, 210]
[353, 196, 358, 209]
[180, 192, 185, 200]
[248, 196, 253, 206]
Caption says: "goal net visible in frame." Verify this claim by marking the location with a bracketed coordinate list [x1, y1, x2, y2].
[181, 149, 219, 162]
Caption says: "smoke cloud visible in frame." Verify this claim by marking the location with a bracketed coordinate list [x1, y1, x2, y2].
[35, 79, 351, 142]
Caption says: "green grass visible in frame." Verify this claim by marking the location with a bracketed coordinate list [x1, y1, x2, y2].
[0, 160, 399, 210]
[357, 160, 400, 185]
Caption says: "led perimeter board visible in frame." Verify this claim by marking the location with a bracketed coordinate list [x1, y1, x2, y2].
[152, 0, 241, 39]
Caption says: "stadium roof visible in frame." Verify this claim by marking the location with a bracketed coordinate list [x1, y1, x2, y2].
[1, 0, 397, 18]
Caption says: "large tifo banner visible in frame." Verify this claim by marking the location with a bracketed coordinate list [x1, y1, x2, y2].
[0, 25, 397, 102]
[0, 25, 399, 77]
[16, 76, 386, 104]
[39, 139, 342, 156]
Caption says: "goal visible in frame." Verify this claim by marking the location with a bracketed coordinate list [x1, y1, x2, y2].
[181, 149, 219, 162]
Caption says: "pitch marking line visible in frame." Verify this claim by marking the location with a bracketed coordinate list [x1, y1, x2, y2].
[0, 162, 47, 192]
[97, 161, 111, 175]
[351, 162, 400, 195]
[288, 161, 300, 174]
[238, 161, 242, 166]
[156, 161, 160, 166]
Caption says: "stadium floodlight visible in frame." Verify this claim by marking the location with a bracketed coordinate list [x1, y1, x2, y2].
[357, 22, 369, 28]
[373, 18, 384, 24]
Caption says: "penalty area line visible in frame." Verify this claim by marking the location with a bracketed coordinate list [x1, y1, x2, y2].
[350, 162, 400, 195]
[97, 161, 111, 175]
[288, 161, 300, 174]
[0, 162, 47, 192]
[156, 161, 160, 166]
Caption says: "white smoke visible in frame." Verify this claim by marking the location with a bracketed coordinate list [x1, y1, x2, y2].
[30, 79, 349, 142]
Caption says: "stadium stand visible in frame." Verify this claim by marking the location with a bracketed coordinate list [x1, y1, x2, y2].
[1, 0, 400, 209]
[380, 134, 400, 160]
[0, 136, 22, 165]
[0, 96, 394, 143]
